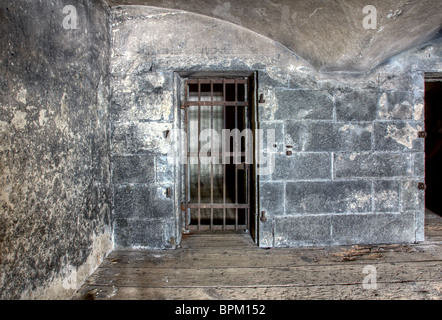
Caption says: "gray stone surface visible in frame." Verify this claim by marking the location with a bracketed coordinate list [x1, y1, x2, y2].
[285, 122, 372, 152]
[273, 153, 331, 180]
[401, 180, 425, 211]
[258, 217, 274, 248]
[110, 72, 173, 122]
[335, 89, 379, 121]
[114, 184, 174, 220]
[412, 153, 425, 178]
[2, 0, 440, 301]
[258, 121, 284, 153]
[0, 0, 112, 299]
[378, 91, 414, 120]
[274, 89, 333, 120]
[374, 121, 424, 151]
[331, 213, 415, 245]
[274, 215, 332, 247]
[286, 181, 372, 214]
[259, 182, 285, 216]
[415, 211, 425, 242]
[113, 218, 176, 249]
[111, 121, 173, 155]
[334, 152, 411, 178]
[107, 0, 442, 73]
[112, 155, 155, 184]
[374, 180, 401, 212]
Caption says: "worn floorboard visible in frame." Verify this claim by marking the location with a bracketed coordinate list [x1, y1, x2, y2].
[73, 211, 442, 300]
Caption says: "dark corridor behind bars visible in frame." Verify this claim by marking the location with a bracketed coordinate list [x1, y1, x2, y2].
[182, 78, 251, 231]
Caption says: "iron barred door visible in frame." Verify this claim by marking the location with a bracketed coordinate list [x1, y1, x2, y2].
[182, 78, 251, 231]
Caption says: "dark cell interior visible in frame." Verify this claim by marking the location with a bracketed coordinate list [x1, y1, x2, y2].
[186, 80, 250, 228]
[425, 81, 442, 217]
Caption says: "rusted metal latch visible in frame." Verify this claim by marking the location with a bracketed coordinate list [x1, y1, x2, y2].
[418, 182, 426, 190]
[418, 131, 427, 138]
[260, 211, 267, 223]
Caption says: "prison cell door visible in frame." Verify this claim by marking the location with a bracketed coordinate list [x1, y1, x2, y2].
[182, 78, 252, 231]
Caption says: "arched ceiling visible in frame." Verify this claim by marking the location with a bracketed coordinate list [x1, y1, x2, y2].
[106, 0, 442, 73]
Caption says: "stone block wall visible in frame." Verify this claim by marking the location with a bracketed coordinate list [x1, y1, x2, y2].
[109, 6, 441, 249]
[259, 82, 426, 247]
[110, 64, 177, 248]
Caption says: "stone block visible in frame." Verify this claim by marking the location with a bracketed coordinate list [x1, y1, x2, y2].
[286, 181, 372, 214]
[258, 71, 288, 89]
[156, 155, 175, 185]
[285, 121, 372, 152]
[401, 180, 425, 211]
[259, 182, 285, 216]
[331, 213, 415, 245]
[258, 121, 284, 153]
[110, 90, 173, 122]
[412, 91, 425, 121]
[335, 89, 379, 121]
[259, 217, 274, 248]
[273, 152, 331, 180]
[114, 218, 176, 249]
[274, 215, 332, 247]
[334, 152, 411, 178]
[415, 211, 425, 242]
[112, 155, 155, 184]
[374, 121, 424, 151]
[374, 180, 400, 212]
[412, 153, 425, 177]
[378, 72, 412, 91]
[378, 91, 413, 120]
[113, 184, 174, 220]
[111, 121, 173, 155]
[274, 89, 333, 120]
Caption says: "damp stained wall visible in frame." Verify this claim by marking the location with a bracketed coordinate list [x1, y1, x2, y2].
[1, 0, 442, 300]
[0, 0, 112, 299]
[109, 5, 442, 249]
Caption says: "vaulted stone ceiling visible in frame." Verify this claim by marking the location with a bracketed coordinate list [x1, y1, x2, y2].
[106, 0, 442, 73]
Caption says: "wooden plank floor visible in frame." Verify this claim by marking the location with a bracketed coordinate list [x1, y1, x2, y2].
[74, 211, 442, 300]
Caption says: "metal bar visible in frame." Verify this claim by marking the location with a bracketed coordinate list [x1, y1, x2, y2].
[184, 82, 189, 229]
[187, 224, 248, 231]
[246, 80, 250, 230]
[223, 79, 226, 231]
[184, 203, 250, 209]
[210, 79, 214, 230]
[235, 79, 238, 231]
[186, 101, 248, 107]
[186, 78, 248, 84]
[198, 87, 202, 230]
[187, 152, 248, 158]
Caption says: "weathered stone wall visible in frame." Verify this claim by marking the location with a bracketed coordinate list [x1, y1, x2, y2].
[0, 0, 112, 299]
[110, 6, 441, 248]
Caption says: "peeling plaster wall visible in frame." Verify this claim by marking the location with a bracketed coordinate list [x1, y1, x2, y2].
[0, 0, 112, 299]
[107, 0, 442, 72]
[110, 5, 441, 249]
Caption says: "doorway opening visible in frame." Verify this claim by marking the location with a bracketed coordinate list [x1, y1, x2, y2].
[181, 75, 257, 235]
[425, 73, 442, 217]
